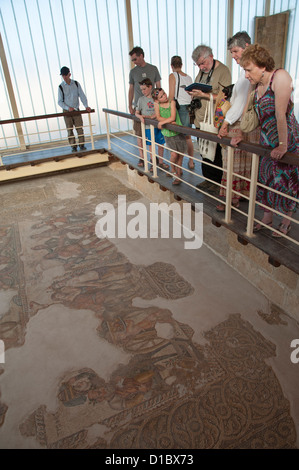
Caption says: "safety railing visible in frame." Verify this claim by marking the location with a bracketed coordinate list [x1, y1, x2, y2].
[0, 109, 96, 165]
[103, 108, 298, 247]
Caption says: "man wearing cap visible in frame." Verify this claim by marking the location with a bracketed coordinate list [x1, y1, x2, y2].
[58, 66, 91, 152]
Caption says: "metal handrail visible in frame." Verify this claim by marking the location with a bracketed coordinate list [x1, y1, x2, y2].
[103, 107, 298, 245]
[102, 108, 299, 167]
[0, 110, 96, 157]
[0, 109, 95, 125]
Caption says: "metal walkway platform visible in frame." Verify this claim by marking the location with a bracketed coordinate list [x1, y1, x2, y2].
[0, 135, 298, 274]
[0, 141, 109, 182]
[106, 135, 299, 275]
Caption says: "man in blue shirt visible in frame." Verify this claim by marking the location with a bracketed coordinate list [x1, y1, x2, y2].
[58, 66, 91, 152]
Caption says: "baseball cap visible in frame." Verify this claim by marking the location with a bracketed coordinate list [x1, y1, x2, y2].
[60, 66, 70, 76]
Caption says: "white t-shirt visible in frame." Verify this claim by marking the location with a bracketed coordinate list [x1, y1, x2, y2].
[225, 68, 251, 125]
[172, 72, 193, 105]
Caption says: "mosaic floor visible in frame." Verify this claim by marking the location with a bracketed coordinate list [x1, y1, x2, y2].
[0, 166, 298, 449]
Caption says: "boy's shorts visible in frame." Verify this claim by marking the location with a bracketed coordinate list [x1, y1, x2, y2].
[145, 128, 165, 147]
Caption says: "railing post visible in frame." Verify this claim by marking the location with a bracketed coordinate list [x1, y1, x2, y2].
[105, 112, 111, 150]
[141, 121, 148, 172]
[224, 145, 234, 224]
[0, 33, 26, 151]
[150, 124, 157, 177]
[88, 112, 95, 150]
[246, 153, 259, 236]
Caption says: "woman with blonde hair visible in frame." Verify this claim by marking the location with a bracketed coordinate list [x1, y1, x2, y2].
[240, 44, 299, 236]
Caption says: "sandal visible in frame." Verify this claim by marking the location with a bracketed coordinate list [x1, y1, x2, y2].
[253, 221, 272, 232]
[216, 204, 225, 212]
[216, 201, 239, 212]
[172, 173, 181, 185]
[158, 162, 170, 171]
[137, 160, 144, 167]
[272, 223, 291, 238]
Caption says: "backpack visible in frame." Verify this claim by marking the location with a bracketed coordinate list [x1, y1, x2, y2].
[59, 80, 78, 102]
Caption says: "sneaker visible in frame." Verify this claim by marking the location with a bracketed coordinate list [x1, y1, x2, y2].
[196, 180, 210, 189]
[80, 145, 87, 151]
[206, 183, 218, 193]
[71, 147, 78, 153]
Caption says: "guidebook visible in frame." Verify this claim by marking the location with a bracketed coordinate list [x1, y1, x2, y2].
[184, 82, 212, 93]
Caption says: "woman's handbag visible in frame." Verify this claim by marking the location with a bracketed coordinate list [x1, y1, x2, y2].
[214, 89, 231, 129]
[240, 90, 259, 133]
[199, 95, 218, 162]
[213, 84, 234, 129]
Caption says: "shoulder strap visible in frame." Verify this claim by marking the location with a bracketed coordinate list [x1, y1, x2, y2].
[270, 69, 279, 91]
[59, 80, 78, 103]
[200, 59, 215, 84]
[59, 84, 64, 102]
[176, 73, 180, 99]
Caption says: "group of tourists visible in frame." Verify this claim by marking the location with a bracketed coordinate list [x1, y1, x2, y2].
[57, 30, 298, 238]
[127, 33, 299, 238]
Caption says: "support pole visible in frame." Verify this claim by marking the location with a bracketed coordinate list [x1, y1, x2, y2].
[0, 33, 26, 150]
[126, 0, 134, 64]
[246, 153, 259, 236]
[88, 113, 95, 150]
[105, 113, 111, 150]
[226, 0, 234, 74]
[141, 121, 148, 172]
[224, 146, 234, 224]
[150, 124, 157, 177]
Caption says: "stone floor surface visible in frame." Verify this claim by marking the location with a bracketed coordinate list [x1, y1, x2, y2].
[0, 165, 298, 449]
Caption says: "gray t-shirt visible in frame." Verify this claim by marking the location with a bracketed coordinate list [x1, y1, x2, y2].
[136, 95, 155, 128]
[129, 63, 161, 106]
